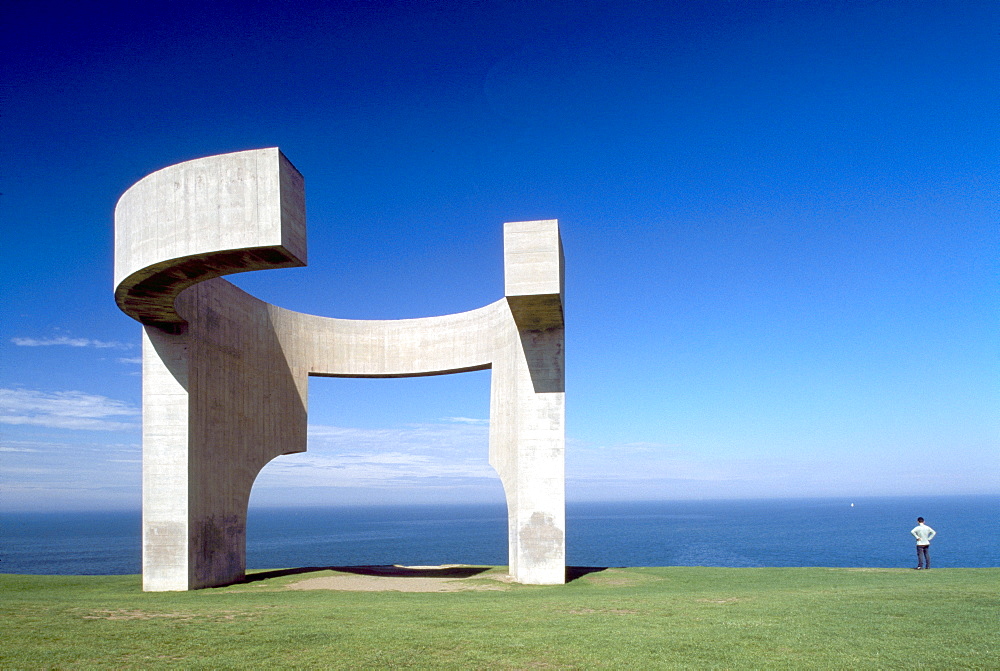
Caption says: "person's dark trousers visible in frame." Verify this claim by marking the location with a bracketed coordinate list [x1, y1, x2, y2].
[916, 544, 930, 569]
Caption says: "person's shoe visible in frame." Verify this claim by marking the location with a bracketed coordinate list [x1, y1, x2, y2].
[915, 567, 922, 569]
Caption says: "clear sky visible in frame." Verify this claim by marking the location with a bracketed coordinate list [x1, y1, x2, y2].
[2, 0, 997, 511]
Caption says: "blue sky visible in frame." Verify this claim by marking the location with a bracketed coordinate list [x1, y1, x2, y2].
[2, 0, 997, 511]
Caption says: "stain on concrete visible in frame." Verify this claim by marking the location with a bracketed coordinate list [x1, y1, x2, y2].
[520, 511, 564, 566]
[192, 514, 244, 587]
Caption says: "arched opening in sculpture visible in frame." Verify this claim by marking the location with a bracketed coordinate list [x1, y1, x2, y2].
[114, 148, 565, 590]
[245, 372, 508, 569]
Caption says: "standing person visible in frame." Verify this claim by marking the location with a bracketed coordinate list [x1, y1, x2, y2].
[910, 517, 936, 569]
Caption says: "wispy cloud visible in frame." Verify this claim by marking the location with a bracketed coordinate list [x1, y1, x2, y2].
[0, 437, 142, 510]
[307, 420, 488, 452]
[0, 438, 140, 456]
[258, 420, 494, 489]
[117, 357, 143, 364]
[0, 388, 140, 431]
[11, 336, 133, 349]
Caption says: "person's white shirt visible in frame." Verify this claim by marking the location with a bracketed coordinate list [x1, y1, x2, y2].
[911, 522, 936, 546]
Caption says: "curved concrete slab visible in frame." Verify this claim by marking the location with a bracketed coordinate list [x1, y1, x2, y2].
[114, 148, 306, 328]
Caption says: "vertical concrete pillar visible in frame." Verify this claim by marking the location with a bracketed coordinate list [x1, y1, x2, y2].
[494, 220, 566, 584]
[140, 327, 190, 591]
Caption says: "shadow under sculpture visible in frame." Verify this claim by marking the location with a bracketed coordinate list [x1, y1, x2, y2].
[114, 148, 565, 591]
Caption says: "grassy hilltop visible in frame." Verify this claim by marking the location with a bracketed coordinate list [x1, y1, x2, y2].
[2, 566, 997, 669]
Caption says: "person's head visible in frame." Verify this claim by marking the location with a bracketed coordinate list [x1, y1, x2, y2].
[917, 517, 924, 524]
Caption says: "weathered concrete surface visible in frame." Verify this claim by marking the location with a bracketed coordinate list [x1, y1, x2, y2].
[114, 148, 565, 590]
[114, 147, 306, 329]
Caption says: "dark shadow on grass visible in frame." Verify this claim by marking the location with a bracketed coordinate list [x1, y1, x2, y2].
[241, 565, 493, 584]
[241, 565, 609, 585]
[566, 566, 610, 582]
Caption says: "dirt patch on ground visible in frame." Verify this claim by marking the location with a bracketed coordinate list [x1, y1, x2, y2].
[288, 575, 494, 592]
[82, 609, 254, 621]
[566, 607, 639, 615]
[285, 565, 506, 592]
[831, 567, 906, 573]
[696, 597, 742, 604]
[578, 568, 647, 587]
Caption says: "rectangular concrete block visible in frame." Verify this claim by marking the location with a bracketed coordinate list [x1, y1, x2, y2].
[504, 220, 563, 300]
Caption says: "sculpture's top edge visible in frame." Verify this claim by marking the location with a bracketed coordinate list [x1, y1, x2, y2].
[112, 147, 562, 332]
[503, 218, 559, 231]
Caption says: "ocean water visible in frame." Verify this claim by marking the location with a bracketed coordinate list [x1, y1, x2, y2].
[1, 496, 996, 576]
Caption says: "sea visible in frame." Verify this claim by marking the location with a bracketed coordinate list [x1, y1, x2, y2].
[1, 496, 997, 576]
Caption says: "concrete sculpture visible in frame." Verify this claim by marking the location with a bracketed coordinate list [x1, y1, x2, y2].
[114, 148, 565, 591]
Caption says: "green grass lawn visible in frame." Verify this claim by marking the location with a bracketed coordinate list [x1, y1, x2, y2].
[2, 567, 997, 669]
